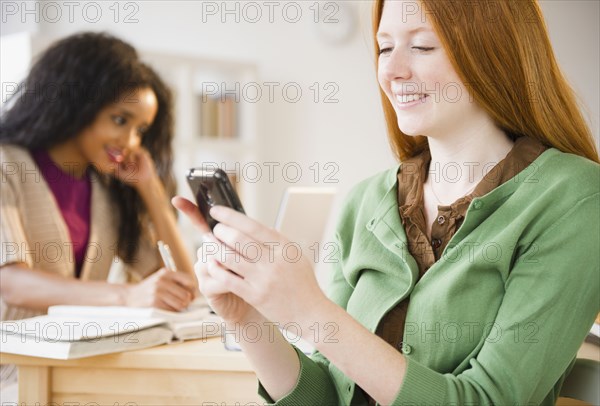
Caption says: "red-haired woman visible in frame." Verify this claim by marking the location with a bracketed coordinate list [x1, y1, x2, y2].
[175, 1, 599, 404]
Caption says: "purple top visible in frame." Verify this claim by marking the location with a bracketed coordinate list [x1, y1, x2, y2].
[31, 149, 91, 277]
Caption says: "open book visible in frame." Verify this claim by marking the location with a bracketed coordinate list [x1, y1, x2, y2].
[0, 299, 222, 360]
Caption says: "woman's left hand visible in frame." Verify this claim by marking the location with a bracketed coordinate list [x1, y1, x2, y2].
[206, 205, 329, 330]
[114, 147, 158, 188]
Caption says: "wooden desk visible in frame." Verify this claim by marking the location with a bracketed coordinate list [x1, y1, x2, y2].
[0, 337, 262, 405]
[3, 339, 598, 405]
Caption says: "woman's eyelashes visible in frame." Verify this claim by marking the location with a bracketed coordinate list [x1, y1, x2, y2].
[378, 45, 435, 55]
[112, 115, 148, 135]
[412, 46, 435, 52]
[112, 115, 127, 126]
[379, 47, 393, 56]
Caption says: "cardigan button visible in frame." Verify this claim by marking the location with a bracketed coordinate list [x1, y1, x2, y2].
[472, 200, 484, 210]
[401, 343, 413, 355]
[366, 218, 376, 231]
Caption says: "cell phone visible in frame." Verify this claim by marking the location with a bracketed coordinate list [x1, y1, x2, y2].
[186, 167, 245, 230]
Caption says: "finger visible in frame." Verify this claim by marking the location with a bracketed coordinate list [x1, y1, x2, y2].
[206, 259, 251, 301]
[161, 279, 194, 305]
[136, 147, 151, 159]
[198, 234, 250, 279]
[196, 237, 233, 281]
[194, 262, 229, 297]
[197, 237, 223, 263]
[157, 291, 189, 312]
[169, 270, 199, 292]
[172, 196, 211, 234]
[200, 274, 235, 297]
[210, 224, 260, 275]
[213, 222, 260, 256]
[215, 252, 252, 279]
[209, 206, 281, 244]
[154, 297, 180, 312]
[194, 257, 208, 279]
[159, 277, 194, 307]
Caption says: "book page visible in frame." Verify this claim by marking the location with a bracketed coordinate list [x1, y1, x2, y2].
[0, 315, 164, 341]
[171, 313, 222, 341]
[48, 297, 211, 325]
[1, 324, 173, 359]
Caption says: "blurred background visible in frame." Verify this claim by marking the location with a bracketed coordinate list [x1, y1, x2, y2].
[2, 0, 599, 280]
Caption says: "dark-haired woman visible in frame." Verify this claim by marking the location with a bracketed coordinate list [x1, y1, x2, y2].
[0, 32, 197, 390]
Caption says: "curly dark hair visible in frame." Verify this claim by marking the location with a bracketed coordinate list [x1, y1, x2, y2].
[0, 31, 176, 264]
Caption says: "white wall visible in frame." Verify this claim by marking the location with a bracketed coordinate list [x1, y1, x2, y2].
[11, 1, 393, 227]
[0, 31, 32, 108]
[2, 0, 598, 236]
[539, 0, 600, 147]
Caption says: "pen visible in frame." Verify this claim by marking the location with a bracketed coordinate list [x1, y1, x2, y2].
[157, 240, 178, 272]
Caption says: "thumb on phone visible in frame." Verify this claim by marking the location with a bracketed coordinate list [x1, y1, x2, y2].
[171, 196, 211, 235]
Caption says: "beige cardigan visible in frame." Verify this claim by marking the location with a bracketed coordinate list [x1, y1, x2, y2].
[0, 144, 161, 322]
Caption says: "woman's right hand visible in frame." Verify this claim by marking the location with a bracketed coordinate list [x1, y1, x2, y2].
[125, 268, 196, 311]
[195, 239, 261, 324]
[172, 196, 258, 324]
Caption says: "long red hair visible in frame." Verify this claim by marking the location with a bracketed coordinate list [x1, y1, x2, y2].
[373, 0, 599, 164]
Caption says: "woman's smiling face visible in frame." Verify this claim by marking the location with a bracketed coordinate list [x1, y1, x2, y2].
[74, 87, 158, 175]
[377, 0, 480, 139]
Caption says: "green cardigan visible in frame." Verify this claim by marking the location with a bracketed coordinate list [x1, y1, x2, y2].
[259, 147, 600, 405]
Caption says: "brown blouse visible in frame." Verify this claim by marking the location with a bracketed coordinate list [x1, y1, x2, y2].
[364, 136, 548, 405]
